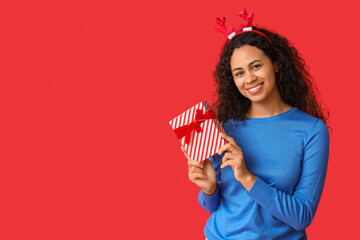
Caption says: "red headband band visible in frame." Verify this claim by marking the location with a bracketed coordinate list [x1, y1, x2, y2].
[214, 8, 272, 44]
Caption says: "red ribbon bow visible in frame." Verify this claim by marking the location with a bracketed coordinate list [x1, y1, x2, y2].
[174, 108, 217, 145]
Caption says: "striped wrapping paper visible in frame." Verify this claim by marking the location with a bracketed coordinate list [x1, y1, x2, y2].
[169, 100, 226, 162]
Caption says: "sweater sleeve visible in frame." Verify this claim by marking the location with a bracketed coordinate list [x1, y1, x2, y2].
[247, 119, 329, 231]
[198, 153, 222, 214]
[198, 183, 220, 214]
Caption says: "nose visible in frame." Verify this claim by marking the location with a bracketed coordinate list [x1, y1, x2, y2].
[245, 71, 256, 84]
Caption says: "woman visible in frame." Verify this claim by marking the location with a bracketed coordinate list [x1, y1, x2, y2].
[181, 12, 330, 240]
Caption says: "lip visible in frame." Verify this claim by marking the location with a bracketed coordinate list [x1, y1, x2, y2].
[246, 83, 263, 91]
[246, 82, 264, 94]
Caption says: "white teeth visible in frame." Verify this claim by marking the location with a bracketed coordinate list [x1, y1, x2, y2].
[249, 84, 262, 91]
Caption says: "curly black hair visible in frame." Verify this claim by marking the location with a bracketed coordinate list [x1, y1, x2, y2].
[212, 26, 330, 128]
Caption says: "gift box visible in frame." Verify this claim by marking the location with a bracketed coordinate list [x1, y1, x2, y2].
[169, 100, 226, 162]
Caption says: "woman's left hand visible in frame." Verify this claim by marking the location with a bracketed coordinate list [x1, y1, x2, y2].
[218, 132, 257, 191]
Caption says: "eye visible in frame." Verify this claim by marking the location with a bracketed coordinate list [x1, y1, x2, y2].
[252, 64, 261, 70]
[235, 71, 244, 77]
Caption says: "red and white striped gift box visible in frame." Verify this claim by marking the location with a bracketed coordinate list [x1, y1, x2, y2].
[169, 100, 226, 162]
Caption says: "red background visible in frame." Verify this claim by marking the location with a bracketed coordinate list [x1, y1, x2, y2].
[0, 0, 359, 239]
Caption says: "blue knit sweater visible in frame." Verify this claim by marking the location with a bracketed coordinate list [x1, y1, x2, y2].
[199, 107, 329, 240]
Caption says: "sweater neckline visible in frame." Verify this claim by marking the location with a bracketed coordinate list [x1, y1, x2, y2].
[245, 107, 297, 121]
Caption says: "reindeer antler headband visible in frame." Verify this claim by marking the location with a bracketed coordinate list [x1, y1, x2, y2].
[214, 8, 272, 44]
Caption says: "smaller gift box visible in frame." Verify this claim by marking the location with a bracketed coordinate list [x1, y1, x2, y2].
[169, 100, 226, 162]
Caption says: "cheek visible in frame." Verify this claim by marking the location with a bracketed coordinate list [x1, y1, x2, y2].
[233, 79, 246, 94]
[233, 78, 243, 88]
[264, 70, 276, 82]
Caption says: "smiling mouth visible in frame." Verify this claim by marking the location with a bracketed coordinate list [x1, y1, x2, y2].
[247, 83, 263, 94]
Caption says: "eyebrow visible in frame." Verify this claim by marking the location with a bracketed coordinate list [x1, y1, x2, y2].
[232, 59, 261, 72]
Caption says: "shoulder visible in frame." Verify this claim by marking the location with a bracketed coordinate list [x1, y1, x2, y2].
[290, 108, 328, 132]
[291, 109, 329, 148]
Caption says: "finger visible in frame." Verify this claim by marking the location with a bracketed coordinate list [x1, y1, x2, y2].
[203, 158, 212, 166]
[181, 146, 190, 159]
[189, 165, 204, 174]
[218, 143, 235, 155]
[220, 132, 236, 145]
[189, 172, 207, 181]
[187, 158, 204, 169]
[220, 159, 235, 169]
[182, 147, 200, 165]
[221, 152, 234, 164]
[203, 158, 211, 164]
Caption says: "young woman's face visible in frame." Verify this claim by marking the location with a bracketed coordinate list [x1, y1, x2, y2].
[230, 45, 279, 104]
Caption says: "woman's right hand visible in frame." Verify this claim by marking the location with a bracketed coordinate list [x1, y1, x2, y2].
[181, 146, 217, 195]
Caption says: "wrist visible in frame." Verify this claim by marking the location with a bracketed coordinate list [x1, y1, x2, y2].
[237, 172, 257, 191]
[203, 182, 217, 196]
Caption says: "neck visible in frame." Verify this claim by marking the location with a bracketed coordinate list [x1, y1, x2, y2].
[246, 92, 292, 118]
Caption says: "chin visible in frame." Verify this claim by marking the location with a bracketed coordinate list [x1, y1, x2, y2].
[246, 94, 266, 103]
